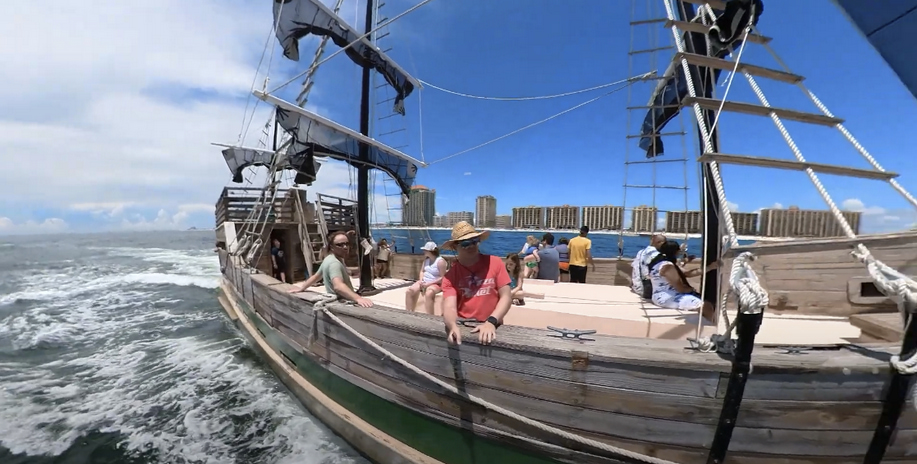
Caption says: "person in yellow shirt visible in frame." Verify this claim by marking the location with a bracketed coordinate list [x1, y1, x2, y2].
[567, 225, 595, 283]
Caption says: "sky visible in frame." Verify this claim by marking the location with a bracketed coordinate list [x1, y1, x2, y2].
[1, 0, 916, 236]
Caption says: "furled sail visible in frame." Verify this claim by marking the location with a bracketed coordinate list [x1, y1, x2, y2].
[274, 105, 419, 194]
[833, 0, 917, 102]
[638, 0, 763, 158]
[221, 145, 322, 185]
[273, 0, 418, 115]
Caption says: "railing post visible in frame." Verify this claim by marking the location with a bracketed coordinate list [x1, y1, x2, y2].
[707, 310, 763, 464]
[863, 311, 917, 464]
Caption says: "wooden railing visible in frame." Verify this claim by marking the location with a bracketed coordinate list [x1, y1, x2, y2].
[215, 187, 297, 226]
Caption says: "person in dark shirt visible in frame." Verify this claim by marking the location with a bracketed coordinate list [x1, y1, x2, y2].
[535, 232, 560, 283]
[270, 238, 287, 283]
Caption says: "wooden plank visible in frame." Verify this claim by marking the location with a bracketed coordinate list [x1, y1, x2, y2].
[308, 305, 917, 459]
[231, 275, 917, 461]
[675, 52, 803, 84]
[699, 152, 897, 180]
[664, 19, 772, 44]
[682, 96, 842, 126]
[725, 231, 917, 258]
[850, 313, 904, 342]
[679, 0, 727, 9]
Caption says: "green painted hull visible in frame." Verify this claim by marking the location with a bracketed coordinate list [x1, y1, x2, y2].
[225, 289, 563, 464]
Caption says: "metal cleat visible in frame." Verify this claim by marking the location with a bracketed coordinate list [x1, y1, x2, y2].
[547, 326, 597, 342]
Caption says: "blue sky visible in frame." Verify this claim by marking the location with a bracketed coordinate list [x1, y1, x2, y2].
[1, 0, 916, 235]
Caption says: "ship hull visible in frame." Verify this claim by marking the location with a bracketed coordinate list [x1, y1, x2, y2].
[216, 249, 916, 464]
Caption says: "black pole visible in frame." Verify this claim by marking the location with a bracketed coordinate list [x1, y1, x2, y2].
[356, 0, 375, 294]
[863, 312, 917, 463]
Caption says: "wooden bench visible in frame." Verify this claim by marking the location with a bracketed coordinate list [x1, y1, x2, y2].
[850, 313, 904, 342]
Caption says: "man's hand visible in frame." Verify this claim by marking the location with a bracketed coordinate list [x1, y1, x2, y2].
[446, 325, 461, 345]
[287, 286, 302, 293]
[355, 297, 373, 308]
[471, 321, 496, 345]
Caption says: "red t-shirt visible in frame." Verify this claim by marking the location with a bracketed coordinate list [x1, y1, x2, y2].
[441, 254, 511, 322]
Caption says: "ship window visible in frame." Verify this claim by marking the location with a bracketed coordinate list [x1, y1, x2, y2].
[860, 281, 883, 298]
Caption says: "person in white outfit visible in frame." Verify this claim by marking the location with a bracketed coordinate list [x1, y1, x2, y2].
[647, 240, 717, 323]
[631, 233, 666, 298]
[405, 241, 448, 314]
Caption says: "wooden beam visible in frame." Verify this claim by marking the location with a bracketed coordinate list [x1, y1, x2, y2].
[664, 20, 772, 44]
[723, 231, 917, 258]
[698, 153, 898, 181]
[681, 96, 844, 127]
[679, 0, 727, 10]
[674, 52, 803, 84]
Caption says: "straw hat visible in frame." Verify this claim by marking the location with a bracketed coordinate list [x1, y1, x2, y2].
[441, 221, 490, 250]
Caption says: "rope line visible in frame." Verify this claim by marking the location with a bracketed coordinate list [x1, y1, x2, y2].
[661, 1, 768, 355]
[317, 303, 678, 464]
[419, 77, 652, 101]
[426, 72, 655, 166]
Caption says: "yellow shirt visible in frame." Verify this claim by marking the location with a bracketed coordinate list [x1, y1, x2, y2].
[568, 236, 592, 266]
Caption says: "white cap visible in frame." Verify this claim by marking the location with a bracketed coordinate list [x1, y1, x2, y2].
[421, 241, 438, 251]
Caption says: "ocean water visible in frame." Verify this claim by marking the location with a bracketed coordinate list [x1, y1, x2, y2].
[373, 228, 740, 258]
[0, 231, 366, 464]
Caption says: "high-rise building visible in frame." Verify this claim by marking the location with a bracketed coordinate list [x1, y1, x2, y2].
[545, 205, 579, 229]
[664, 210, 702, 234]
[631, 205, 658, 232]
[446, 211, 474, 227]
[495, 215, 512, 229]
[433, 215, 446, 227]
[731, 212, 759, 236]
[402, 185, 435, 226]
[758, 206, 861, 237]
[512, 206, 545, 228]
[475, 195, 497, 228]
[582, 205, 624, 231]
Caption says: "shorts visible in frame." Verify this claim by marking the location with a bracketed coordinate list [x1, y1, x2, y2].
[653, 292, 703, 311]
[559, 262, 569, 272]
[525, 261, 538, 269]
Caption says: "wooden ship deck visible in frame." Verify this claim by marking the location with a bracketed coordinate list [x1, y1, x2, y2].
[212, 184, 917, 463]
[209, 0, 917, 462]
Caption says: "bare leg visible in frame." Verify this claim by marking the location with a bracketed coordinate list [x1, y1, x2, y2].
[423, 289, 439, 315]
[701, 301, 716, 324]
[405, 283, 420, 312]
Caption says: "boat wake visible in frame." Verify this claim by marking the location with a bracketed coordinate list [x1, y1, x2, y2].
[0, 243, 364, 464]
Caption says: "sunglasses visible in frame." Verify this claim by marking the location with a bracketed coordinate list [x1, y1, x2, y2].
[333, 242, 350, 248]
[459, 238, 480, 249]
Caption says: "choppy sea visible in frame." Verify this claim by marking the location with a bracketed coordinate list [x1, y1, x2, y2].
[0, 231, 366, 464]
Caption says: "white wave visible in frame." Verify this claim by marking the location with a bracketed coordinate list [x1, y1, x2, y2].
[119, 272, 218, 289]
[0, 334, 363, 463]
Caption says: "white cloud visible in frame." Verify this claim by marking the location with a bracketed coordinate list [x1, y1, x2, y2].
[0, 217, 68, 236]
[841, 198, 886, 215]
[464, 172, 472, 176]
[726, 201, 739, 212]
[0, 0, 338, 228]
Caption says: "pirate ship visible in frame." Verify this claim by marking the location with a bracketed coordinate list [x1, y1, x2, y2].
[214, 1, 917, 462]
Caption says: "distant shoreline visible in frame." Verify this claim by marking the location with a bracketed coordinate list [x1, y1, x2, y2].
[372, 226, 794, 243]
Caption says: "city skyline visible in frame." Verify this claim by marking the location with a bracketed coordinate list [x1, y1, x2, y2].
[425, 194, 864, 238]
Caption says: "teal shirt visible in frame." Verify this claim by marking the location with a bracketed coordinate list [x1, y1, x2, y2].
[320, 254, 352, 295]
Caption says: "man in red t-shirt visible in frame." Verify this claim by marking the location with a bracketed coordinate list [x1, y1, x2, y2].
[440, 221, 512, 345]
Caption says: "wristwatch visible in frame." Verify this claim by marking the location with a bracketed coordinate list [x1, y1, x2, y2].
[486, 316, 501, 328]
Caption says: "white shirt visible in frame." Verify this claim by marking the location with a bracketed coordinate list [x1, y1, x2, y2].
[631, 245, 659, 294]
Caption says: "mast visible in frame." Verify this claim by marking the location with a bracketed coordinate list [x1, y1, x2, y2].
[357, 0, 375, 293]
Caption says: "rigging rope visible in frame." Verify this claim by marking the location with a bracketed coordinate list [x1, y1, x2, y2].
[426, 71, 655, 166]
[658, 1, 768, 355]
[312, 298, 678, 464]
[419, 78, 650, 101]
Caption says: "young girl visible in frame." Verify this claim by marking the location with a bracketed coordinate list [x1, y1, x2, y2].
[519, 235, 540, 278]
[374, 238, 391, 278]
[505, 253, 526, 306]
